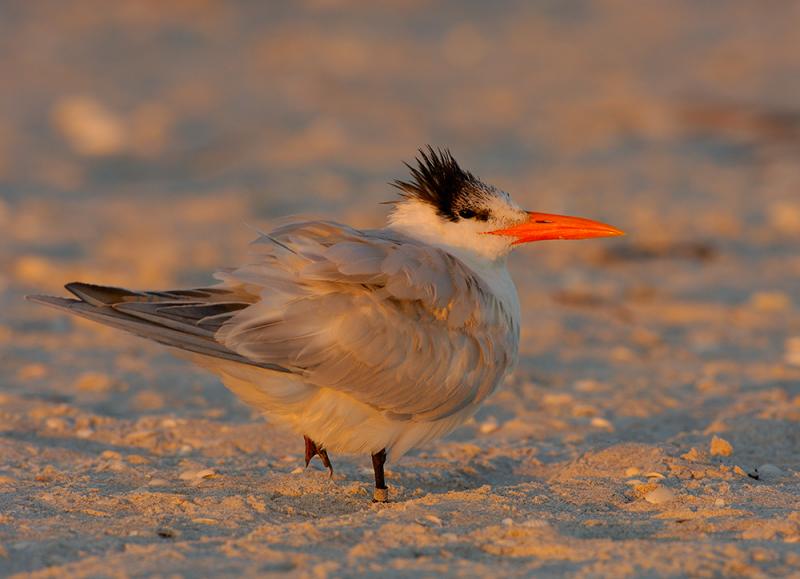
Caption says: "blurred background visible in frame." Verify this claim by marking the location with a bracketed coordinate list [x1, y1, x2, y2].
[2, 2, 800, 575]
[3, 0, 800, 429]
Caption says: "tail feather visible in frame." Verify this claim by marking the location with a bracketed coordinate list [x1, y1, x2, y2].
[26, 284, 290, 374]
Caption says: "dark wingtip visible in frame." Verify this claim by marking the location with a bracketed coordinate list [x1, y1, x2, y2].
[64, 282, 139, 306]
[65, 281, 92, 296]
[65, 281, 102, 305]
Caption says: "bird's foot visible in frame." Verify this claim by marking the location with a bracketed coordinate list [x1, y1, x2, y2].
[371, 448, 389, 503]
[303, 435, 334, 477]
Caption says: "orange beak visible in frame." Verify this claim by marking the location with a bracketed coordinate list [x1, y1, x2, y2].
[487, 211, 624, 245]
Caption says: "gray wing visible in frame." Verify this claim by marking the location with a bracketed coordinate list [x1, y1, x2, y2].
[216, 221, 519, 421]
[27, 283, 290, 373]
[28, 221, 517, 421]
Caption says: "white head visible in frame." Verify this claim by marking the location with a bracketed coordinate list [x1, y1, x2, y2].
[387, 147, 623, 265]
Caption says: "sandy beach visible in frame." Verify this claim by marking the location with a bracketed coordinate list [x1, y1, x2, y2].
[2, 2, 800, 576]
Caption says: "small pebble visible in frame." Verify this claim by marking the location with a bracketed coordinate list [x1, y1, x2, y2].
[590, 417, 614, 430]
[751, 464, 784, 481]
[682, 448, 704, 462]
[501, 518, 514, 526]
[625, 467, 641, 477]
[710, 435, 733, 457]
[291, 467, 304, 474]
[75, 428, 94, 439]
[424, 514, 443, 526]
[35, 466, 58, 482]
[102, 460, 125, 472]
[479, 417, 499, 434]
[644, 472, 665, 480]
[644, 486, 675, 505]
[179, 468, 215, 481]
[125, 430, 155, 443]
[714, 498, 725, 507]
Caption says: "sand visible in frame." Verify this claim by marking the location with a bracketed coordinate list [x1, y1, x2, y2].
[2, 1, 800, 577]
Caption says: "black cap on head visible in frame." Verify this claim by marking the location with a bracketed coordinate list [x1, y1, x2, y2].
[392, 147, 492, 222]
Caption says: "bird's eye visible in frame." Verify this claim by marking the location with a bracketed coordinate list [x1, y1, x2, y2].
[457, 208, 490, 221]
[458, 209, 477, 219]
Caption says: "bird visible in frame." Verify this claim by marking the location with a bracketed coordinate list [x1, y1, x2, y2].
[27, 147, 623, 502]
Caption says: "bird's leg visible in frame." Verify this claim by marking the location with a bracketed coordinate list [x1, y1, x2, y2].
[303, 435, 317, 467]
[317, 449, 333, 476]
[303, 435, 334, 477]
[371, 448, 388, 503]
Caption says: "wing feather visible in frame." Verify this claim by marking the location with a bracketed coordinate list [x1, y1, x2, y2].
[29, 221, 518, 422]
[218, 222, 518, 421]
[27, 287, 289, 373]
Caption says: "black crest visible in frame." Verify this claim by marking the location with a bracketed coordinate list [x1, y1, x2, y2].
[392, 147, 491, 222]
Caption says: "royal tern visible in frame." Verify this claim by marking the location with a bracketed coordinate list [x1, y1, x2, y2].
[28, 148, 623, 501]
